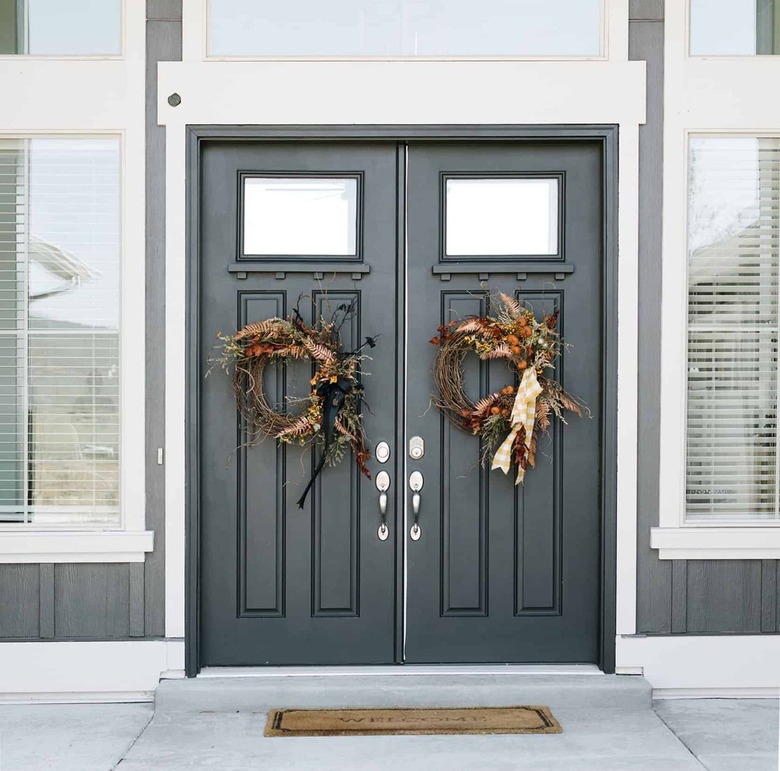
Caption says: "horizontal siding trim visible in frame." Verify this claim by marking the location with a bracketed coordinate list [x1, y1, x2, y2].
[0, 530, 153, 562]
[651, 527, 780, 559]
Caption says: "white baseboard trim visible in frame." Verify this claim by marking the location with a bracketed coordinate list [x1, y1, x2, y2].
[617, 635, 780, 693]
[0, 639, 184, 702]
[654, 687, 780, 700]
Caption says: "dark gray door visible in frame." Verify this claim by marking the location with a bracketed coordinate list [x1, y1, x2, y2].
[199, 142, 400, 665]
[197, 139, 603, 667]
[404, 142, 602, 662]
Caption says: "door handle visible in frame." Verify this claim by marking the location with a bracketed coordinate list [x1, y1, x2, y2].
[376, 471, 390, 541]
[409, 471, 423, 541]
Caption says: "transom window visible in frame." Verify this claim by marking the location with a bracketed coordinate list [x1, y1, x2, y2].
[0, 137, 121, 527]
[208, 0, 603, 58]
[0, 0, 121, 56]
[690, 0, 780, 56]
[686, 135, 780, 522]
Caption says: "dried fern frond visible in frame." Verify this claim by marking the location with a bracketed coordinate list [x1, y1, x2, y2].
[455, 319, 483, 334]
[498, 291, 523, 319]
[482, 343, 513, 360]
[535, 397, 551, 433]
[302, 337, 335, 363]
[235, 319, 284, 340]
[275, 415, 312, 439]
[472, 392, 501, 417]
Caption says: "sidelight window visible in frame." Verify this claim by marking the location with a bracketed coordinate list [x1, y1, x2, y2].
[208, 0, 603, 58]
[0, 137, 121, 528]
[0, 0, 121, 56]
[690, 0, 780, 56]
[685, 135, 780, 522]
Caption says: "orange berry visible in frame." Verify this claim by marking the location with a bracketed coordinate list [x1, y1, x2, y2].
[523, 327, 533, 338]
[507, 334, 520, 345]
[518, 360, 528, 370]
[490, 406, 501, 415]
[510, 345, 522, 355]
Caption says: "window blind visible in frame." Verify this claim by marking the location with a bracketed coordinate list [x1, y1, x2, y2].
[0, 137, 120, 527]
[686, 136, 780, 521]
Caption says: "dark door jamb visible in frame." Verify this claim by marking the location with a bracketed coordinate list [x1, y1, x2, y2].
[185, 124, 619, 677]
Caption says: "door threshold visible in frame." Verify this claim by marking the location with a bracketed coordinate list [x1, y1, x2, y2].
[198, 664, 603, 678]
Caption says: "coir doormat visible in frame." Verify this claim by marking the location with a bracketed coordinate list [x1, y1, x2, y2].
[264, 706, 562, 737]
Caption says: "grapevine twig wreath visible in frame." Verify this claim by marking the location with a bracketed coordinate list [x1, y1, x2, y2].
[215, 299, 376, 509]
[430, 292, 586, 484]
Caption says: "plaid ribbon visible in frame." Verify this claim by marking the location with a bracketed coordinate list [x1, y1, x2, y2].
[491, 367, 542, 485]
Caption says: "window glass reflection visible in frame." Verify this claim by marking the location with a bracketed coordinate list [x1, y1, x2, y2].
[445, 178, 559, 257]
[243, 177, 359, 257]
[210, 0, 602, 57]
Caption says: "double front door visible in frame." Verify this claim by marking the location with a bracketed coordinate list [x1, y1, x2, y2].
[198, 138, 602, 667]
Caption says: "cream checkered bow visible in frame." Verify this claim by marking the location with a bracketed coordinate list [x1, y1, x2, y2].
[491, 367, 543, 485]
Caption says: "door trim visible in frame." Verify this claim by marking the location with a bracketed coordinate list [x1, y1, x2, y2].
[185, 125, 619, 676]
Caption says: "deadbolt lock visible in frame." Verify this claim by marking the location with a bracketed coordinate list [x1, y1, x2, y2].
[409, 436, 424, 460]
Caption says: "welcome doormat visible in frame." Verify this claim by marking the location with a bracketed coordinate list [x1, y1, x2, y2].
[264, 706, 562, 737]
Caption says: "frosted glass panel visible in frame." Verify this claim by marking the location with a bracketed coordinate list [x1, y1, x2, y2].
[210, 0, 602, 57]
[243, 177, 358, 257]
[0, 0, 122, 55]
[690, 0, 780, 55]
[445, 178, 559, 257]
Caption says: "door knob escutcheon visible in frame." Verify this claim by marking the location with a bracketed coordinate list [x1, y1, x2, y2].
[376, 471, 390, 540]
[409, 471, 423, 540]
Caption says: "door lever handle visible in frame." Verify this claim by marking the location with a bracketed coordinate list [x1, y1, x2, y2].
[409, 471, 423, 541]
[376, 471, 390, 541]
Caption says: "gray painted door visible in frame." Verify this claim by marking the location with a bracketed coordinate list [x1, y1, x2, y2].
[404, 143, 602, 663]
[199, 142, 400, 665]
[198, 139, 602, 666]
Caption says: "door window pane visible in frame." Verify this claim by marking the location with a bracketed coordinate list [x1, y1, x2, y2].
[209, 0, 602, 57]
[0, 137, 120, 527]
[445, 178, 559, 257]
[0, 0, 121, 56]
[243, 177, 359, 257]
[686, 136, 780, 522]
[690, 0, 780, 55]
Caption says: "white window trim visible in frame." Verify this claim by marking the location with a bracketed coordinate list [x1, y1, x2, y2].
[0, 1, 150, 563]
[656, 1, 780, 559]
[190, 0, 623, 63]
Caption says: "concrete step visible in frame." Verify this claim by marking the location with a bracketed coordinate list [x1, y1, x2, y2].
[156, 670, 652, 715]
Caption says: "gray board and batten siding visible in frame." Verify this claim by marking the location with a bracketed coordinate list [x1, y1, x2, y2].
[630, 0, 779, 635]
[1, 0, 777, 647]
[0, 0, 181, 642]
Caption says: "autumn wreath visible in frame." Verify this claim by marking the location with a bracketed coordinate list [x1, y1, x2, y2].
[430, 292, 584, 484]
[216, 303, 375, 507]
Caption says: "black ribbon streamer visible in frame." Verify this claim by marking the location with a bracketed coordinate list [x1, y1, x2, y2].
[296, 377, 352, 509]
[295, 335, 377, 510]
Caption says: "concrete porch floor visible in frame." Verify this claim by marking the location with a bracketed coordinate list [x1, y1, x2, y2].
[0, 674, 777, 770]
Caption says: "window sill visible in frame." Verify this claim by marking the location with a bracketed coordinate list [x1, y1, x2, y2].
[0, 531, 154, 563]
[651, 527, 780, 560]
